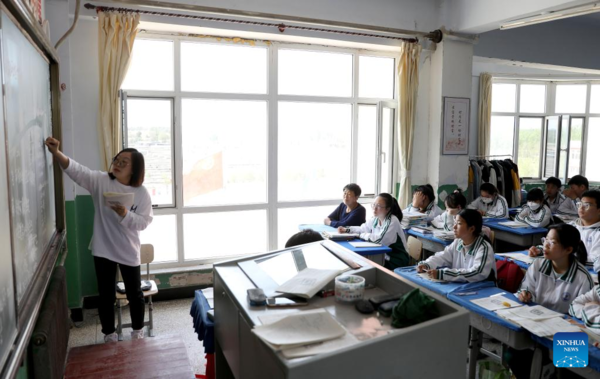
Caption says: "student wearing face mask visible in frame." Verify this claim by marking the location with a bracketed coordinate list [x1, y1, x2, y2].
[514, 188, 552, 228]
[467, 183, 509, 219]
[431, 189, 467, 231]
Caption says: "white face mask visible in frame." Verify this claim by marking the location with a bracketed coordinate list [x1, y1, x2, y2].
[528, 201, 541, 211]
[481, 197, 493, 204]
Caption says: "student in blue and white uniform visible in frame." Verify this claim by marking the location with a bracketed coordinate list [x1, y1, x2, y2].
[570, 285, 600, 338]
[467, 183, 509, 219]
[517, 224, 593, 314]
[431, 189, 467, 231]
[544, 176, 565, 213]
[339, 193, 409, 270]
[403, 184, 442, 222]
[45, 137, 153, 343]
[514, 188, 552, 228]
[324, 183, 366, 228]
[556, 175, 589, 219]
[417, 209, 496, 283]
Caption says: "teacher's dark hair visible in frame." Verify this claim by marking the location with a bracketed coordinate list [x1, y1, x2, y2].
[108, 148, 145, 187]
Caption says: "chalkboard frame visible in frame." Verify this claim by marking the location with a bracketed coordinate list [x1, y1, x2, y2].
[0, 0, 65, 376]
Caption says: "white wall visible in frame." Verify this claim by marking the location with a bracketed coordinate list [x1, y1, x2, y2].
[474, 17, 600, 71]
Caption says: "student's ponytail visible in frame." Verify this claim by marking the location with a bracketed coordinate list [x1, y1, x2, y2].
[548, 224, 588, 265]
[378, 193, 403, 223]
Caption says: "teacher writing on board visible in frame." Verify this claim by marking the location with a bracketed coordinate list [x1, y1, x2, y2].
[45, 137, 153, 343]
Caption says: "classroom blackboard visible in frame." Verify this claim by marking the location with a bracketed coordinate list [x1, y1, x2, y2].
[0, 4, 65, 375]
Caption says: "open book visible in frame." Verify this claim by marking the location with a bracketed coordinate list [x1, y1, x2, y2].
[103, 192, 134, 209]
[276, 268, 342, 299]
[498, 221, 529, 228]
[321, 231, 360, 241]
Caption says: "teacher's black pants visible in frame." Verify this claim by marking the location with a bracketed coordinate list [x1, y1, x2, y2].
[94, 256, 145, 335]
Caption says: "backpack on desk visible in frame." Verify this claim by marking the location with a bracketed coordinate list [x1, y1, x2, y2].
[496, 260, 525, 293]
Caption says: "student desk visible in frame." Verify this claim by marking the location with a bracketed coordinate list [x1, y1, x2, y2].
[509, 207, 521, 217]
[298, 224, 391, 265]
[405, 229, 453, 259]
[447, 287, 534, 379]
[485, 220, 547, 252]
[393, 267, 495, 297]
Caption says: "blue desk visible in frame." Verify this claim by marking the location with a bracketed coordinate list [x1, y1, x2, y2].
[393, 267, 494, 297]
[406, 229, 453, 259]
[509, 208, 521, 217]
[494, 250, 532, 270]
[190, 289, 214, 354]
[298, 224, 391, 263]
[485, 220, 547, 251]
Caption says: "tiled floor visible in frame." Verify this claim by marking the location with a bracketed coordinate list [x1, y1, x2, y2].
[68, 298, 207, 376]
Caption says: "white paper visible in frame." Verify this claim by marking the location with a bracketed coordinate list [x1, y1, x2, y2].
[276, 268, 341, 299]
[103, 192, 134, 209]
[417, 272, 446, 283]
[433, 231, 455, 240]
[517, 317, 581, 337]
[252, 309, 346, 347]
[497, 305, 563, 321]
[496, 252, 539, 265]
[348, 241, 381, 248]
[281, 332, 358, 358]
[498, 221, 530, 228]
[470, 296, 523, 311]
[403, 212, 427, 219]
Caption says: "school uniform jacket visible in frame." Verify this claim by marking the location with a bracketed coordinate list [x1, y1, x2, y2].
[431, 210, 455, 231]
[403, 201, 443, 222]
[517, 258, 593, 314]
[545, 193, 566, 213]
[467, 195, 509, 218]
[569, 219, 600, 273]
[348, 214, 409, 268]
[63, 159, 154, 267]
[569, 285, 600, 335]
[556, 197, 579, 218]
[515, 204, 552, 228]
[418, 235, 495, 283]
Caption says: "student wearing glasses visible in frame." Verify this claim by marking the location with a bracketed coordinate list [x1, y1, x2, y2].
[510, 224, 593, 378]
[556, 175, 589, 219]
[337, 193, 409, 270]
[45, 137, 153, 343]
[530, 191, 600, 272]
[324, 183, 366, 227]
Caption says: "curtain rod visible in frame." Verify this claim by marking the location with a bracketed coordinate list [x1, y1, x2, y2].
[84, 2, 443, 43]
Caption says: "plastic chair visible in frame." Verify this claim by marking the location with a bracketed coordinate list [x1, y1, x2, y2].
[116, 244, 158, 341]
[407, 236, 423, 265]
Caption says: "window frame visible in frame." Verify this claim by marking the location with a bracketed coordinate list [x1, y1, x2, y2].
[491, 79, 600, 181]
[122, 34, 398, 268]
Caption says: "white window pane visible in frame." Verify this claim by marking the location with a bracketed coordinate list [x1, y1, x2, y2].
[184, 211, 266, 260]
[555, 85, 587, 114]
[279, 49, 352, 97]
[380, 108, 393, 193]
[568, 118, 583, 178]
[586, 118, 600, 181]
[122, 39, 173, 91]
[181, 42, 267, 94]
[558, 150, 568, 180]
[545, 118, 559, 178]
[517, 118, 542, 178]
[357, 105, 376, 196]
[491, 84, 516, 112]
[277, 206, 335, 249]
[519, 84, 546, 113]
[182, 99, 267, 206]
[278, 102, 351, 201]
[590, 85, 600, 114]
[358, 56, 394, 99]
[126, 98, 174, 206]
[140, 215, 177, 263]
[490, 116, 514, 156]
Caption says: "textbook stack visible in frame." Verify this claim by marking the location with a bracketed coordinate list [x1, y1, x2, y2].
[401, 212, 428, 229]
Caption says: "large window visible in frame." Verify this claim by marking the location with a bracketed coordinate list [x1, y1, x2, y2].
[490, 81, 600, 181]
[122, 36, 397, 266]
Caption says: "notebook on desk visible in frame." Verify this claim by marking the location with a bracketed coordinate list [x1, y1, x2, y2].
[498, 221, 529, 228]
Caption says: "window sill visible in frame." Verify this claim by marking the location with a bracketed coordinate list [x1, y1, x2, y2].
[142, 263, 213, 277]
